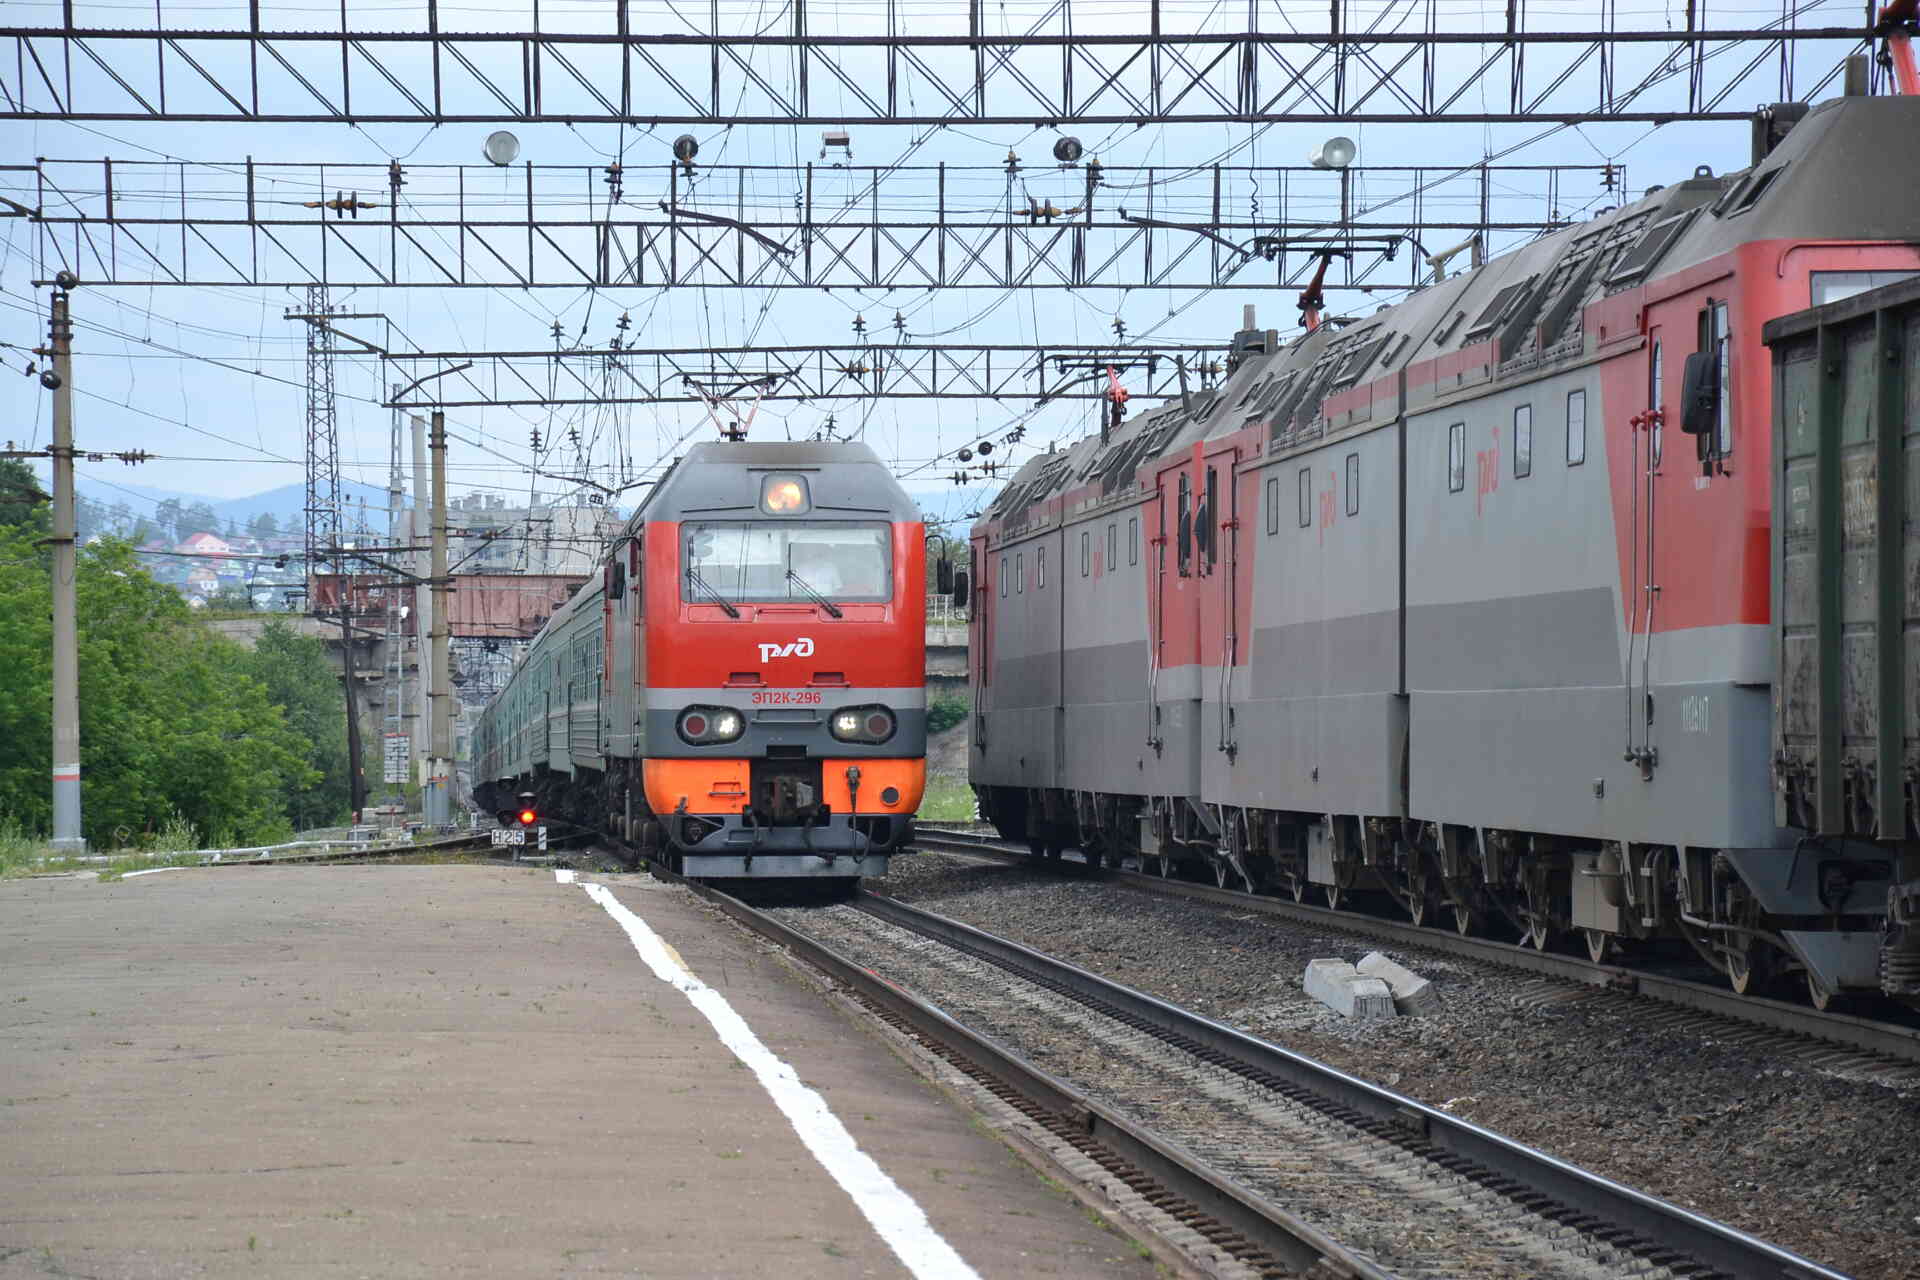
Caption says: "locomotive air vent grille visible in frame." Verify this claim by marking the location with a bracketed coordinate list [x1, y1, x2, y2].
[1462, 276, 1536, 345]
[1606, 208, 1697, 287]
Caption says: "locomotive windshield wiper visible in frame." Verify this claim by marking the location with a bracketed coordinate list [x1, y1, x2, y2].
[784, 563, 844, 618]
[685, 563, 741, 618]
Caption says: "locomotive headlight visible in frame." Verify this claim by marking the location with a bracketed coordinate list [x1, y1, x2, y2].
[830, 704, 896, 743]
[760, 473, 811, 514]
[678, 705, 746, 744]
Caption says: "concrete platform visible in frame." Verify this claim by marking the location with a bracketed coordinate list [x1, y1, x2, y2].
[0, 866, 1158, 1279]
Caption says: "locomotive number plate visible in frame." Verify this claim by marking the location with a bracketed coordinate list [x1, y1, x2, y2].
[752, 689, 823, 705]
[491, 829, 526, 846]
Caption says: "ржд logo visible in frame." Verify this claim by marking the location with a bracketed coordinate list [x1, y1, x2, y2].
[757, 637, 816, 663]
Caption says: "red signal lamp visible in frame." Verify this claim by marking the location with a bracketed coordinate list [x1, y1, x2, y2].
[517, 808, 537, 827]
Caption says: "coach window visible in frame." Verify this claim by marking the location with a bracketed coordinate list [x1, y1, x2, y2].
[1448, 422, 1466, 492]
[1107, 521, 1117, 571]
[1566, 390, 1587, 465]
[1129, 516, 1139, 565]
[1297, 467, 1312, 527]
[1345, 452, 1360, 515]
[1081, 530, 1090, 577]
[1016, 552, 1024, 594]
[1265, 476, 1280, 534]
[999, 553, 1008, 597]
[1513, 404, 1533, 478]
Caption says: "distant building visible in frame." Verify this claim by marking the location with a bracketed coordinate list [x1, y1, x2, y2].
[402, 494, 621, 577]
[178, 531, 231, 557]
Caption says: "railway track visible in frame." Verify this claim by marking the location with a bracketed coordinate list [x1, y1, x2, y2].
[914, 826, 1920, 1084]
[632, 851, 1849, 1280]
[125, 827, 596, 871]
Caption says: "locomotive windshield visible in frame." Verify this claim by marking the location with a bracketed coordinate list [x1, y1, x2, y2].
[683, 521, 893, 603]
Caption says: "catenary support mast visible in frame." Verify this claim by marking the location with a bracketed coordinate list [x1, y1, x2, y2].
[46, 279, 83, 852]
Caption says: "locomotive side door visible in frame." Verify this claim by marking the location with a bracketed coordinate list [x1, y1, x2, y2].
[1148, 455, 1204, 807]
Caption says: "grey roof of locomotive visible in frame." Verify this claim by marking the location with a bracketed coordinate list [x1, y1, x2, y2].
[980, 93, 1920, 531]
[627, 440, 922, 529]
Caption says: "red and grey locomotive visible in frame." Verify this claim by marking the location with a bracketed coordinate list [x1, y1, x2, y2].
[476, 441, 928, 880]
[968, 92, 1920, 1006]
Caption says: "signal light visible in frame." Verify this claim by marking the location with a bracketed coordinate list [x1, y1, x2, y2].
[518, 808, 537, 827]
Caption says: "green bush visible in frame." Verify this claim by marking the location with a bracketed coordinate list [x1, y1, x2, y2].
[926, 693, 970, 735]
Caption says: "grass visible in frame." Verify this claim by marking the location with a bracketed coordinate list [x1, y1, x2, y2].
[916, 774, 979, 823]
[0, 812, 211, 881]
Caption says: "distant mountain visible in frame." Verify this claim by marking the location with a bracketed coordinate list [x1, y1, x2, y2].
[73, 475, 394, 529]
[209, 480, 392, 529]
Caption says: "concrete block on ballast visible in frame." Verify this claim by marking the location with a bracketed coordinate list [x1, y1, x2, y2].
[1356, 951, 1439, 1016]
[1302, 959, 1397, 1020]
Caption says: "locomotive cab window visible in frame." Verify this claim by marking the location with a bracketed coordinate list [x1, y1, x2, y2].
[1513, 405, 1532, 478]
[1566, 390, 1587, 466]
[1648, 336, 1664, 464]
[1199, 466, 1217, 569]
[1680, 300, 1731, 469]
[1176, 474, 1193, 576]
[683, 521, 892, 603]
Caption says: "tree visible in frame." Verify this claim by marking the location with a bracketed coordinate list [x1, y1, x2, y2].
[239, 620, 353, 831]
[153, 497, 182, 544]
[205, 585, 254, 612]
[179, 501, 220, 538]
[0, 458, 50, 536]
[0, 532, 317, 846]
[248, 511, 280, 539]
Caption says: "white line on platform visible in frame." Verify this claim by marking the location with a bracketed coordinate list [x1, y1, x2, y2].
[121, 866, 189, 878]
[558, 868, 980, 1280]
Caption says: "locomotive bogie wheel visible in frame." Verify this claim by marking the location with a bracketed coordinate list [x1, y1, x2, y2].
[1727, 940, 1769, 995]
[1525, 920, 1553, 951]
[1806, 972, 1843, 1012]
[1452, 904, 1479, 936]
[1405, 891, 1428, 928]
[1324, 883, 1344, 911]
[1289, 875, 1307, 902]
[1583, 928, 1612, 964]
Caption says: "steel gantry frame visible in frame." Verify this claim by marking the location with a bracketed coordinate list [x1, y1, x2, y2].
[0, 0, 1876, 124]
[8, 157, 1618, 292]
[378, 341, 1228, 410]
[299, 284, 342, 574]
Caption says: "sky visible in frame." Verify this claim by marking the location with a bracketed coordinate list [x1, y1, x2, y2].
[0, 0, 1879, 536]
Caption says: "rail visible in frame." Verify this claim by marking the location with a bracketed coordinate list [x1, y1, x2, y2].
[850, 888, 1850, 1280]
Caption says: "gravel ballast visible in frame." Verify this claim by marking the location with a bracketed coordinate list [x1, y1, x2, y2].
[862, 853, 1920, 1280]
